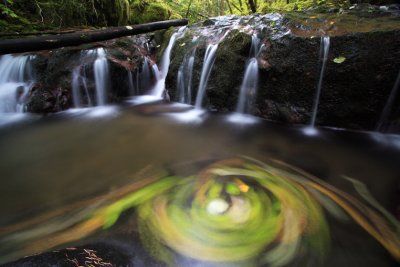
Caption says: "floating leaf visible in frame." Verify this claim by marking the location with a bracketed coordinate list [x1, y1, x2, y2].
[333, 56, 346, 64]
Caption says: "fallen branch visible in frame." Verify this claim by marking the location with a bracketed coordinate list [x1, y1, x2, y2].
[0, 19, 188, 55]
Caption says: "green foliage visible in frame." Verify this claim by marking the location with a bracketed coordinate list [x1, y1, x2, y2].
[259, 0, 350, 13]
[0, 0, 18, 18]
[0, 0, 359, 34]
[130, 1, 175, 24]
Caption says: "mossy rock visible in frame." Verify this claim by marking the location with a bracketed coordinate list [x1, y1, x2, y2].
[95, 0, 130, 26]
[26, 84, 70, 113]
[165, 29, 252, 108]
[205, 30, 252, 111]
[130, 2, 173, 24]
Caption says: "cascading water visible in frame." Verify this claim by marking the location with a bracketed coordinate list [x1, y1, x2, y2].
[167, 15, 287, 123]
[235, 58, 259, 114]
[309, 36, 330, 129]
[94, 48, 109, 106]
[177, 47, 196, 104]
[235, 35, 262, 115]
[127, 71, 136, 96]
[0, 54, 34, 113]
[71, 67, 92, 108]
[376, 70, 400, 131]
[71, 67, 82, 107]
[194, 44, 219, 109]
[71, 48, 109, 107]
[150, 30, 184, 98]
[130, 57, 157, 96]
[140, 57, 152, 92]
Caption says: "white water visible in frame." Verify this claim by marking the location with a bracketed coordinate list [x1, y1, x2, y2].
[127, 71, 134, 95]
[310, 36, 330, 128]
[71, 67, 83, 107]
[94, 48, 109, 106]
[194, 44, 219, 109]
[0, 54, 34, 113]
[177, 48, 196, 104]
[235, 35, 262, 115]
[236, 58, 259, 114]
[71, 48, 109, 107]
[140, 57, 152, 92]
[376, 69, 400, 130]
[150, 31, 183, 98]
[73, 66, 93, 108]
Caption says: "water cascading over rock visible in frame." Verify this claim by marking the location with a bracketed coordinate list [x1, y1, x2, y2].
[71, 48, 110, 107]
[150, 28, 187, 98]
[176, 43, 197, 104]
[194, 44, 219, 110]
[0, 54, 34, 113]
[235, 35, 263, 115]
[310, 36, 330, 129]
[94, 48, 109, 106]
[163, 11, 400, 131]
[166, 14, 287, 114]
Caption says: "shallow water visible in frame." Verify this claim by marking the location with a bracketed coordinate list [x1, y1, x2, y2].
[0, 103, 399, 266]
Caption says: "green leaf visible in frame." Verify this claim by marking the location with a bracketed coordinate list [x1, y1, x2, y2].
[333, 56, 346, 64]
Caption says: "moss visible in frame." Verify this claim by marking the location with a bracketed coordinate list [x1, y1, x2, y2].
[259, 0, 350, 13]
[169, 13, 183, 20]
[130, 2, 173, 24]
[95, 0, 131, 26]
[116, 0, 130, 25]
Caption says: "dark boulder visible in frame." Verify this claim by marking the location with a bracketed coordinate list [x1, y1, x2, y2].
[164, 11, 400, 131]
[26, 36, 154, 112]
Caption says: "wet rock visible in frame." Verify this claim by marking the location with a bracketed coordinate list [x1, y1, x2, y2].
[27, 36, 153, 112]
[2, 242, 165, 267]
[164, 11, 400, 131]
[26, 83, 70, 113]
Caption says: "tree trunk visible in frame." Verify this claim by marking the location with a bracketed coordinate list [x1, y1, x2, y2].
[248, 0, 256, 13]
[220, 0, 225, 15]
[0, 19, 188, 55]
[238, 0, 244, 12]
[225, 0, 233, 14]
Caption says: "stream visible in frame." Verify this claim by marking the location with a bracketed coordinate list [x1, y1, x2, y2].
[0, 103, 399, 266]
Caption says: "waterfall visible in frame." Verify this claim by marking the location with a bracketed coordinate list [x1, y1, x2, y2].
[177, 48, 196, 104]
[310, 36, 330, 128]
[235, 35, 261, 114]
[128, 71, 136, 96]
[194, 44, 219, 109]
[140, 57, 151, 92]
[236, 58, 259, 114]
[376, 70, 400, 131]
[71, 48, 108, 107]
[71, 66, 92, 108]
[0, 54, 34, 113]
[71, 66, 93, 108]
[94, 48, 109, 106]
[150, 31, 181, 98]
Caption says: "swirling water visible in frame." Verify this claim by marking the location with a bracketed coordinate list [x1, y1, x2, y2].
[0, 103, 399, 267]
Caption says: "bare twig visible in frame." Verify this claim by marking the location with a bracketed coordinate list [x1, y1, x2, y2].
[34, 0, 44, 23]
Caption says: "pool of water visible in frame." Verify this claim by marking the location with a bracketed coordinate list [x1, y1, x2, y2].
[0, 103, 399, 266]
